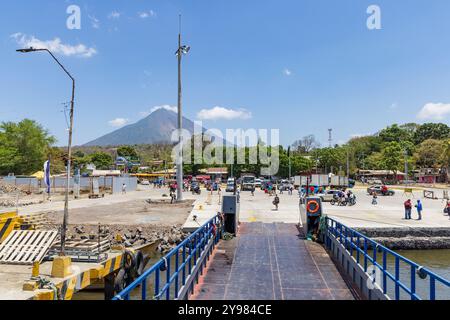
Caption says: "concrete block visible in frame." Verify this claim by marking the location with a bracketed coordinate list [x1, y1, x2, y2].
[51, 256, 73, 278]
[23, 281, 39, 292]
[34, 289, 55, 300]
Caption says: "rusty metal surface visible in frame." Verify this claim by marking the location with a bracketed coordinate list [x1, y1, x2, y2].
[192, 222, 354, 300]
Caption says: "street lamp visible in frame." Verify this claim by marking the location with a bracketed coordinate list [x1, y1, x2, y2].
[17, 47, 75, 256]
[175, 19, 190, 202]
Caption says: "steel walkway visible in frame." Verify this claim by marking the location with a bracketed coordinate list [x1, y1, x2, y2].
[191, 222, 355, 300]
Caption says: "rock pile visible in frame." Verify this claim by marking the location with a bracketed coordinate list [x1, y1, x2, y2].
[0, 182, 27, 195]
[65, 225, 188, 254]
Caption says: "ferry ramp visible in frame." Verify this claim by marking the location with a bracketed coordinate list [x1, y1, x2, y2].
[190, 222, 355, 300]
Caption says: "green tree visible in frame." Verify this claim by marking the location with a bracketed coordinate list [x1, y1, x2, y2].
[413, 139, 444, 168]
[414, 123, 450, 144]
[381, 142, 404, 180]
[117, 146, 138, 159]
[89, 152, 113, 170]
[378, 124, 413, 143]
[0, 119, 56, 175]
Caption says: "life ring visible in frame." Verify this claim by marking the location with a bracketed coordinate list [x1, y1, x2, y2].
[307, 200, 320, 214]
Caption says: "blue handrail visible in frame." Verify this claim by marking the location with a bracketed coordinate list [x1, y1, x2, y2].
[325, 217, 450, 300]
[113, 215, 222, 300]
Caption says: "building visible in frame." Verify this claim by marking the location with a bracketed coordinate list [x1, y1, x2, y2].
[357, 170, 406, 183]
[200, 168, 229, 182]
[416, 168, 448, 184]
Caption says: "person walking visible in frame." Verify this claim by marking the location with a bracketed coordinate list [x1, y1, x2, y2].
[415, 200, 423, 220]
[444, 200, 450, 217]
[404, 199, 412, 220]
[122, 183, 127, 194]
[273, 194, 280, 211]
[372, 193, 378, 205]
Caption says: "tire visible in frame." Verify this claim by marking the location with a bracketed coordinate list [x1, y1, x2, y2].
[135, 251, 145, 277]
[114, 268, 127, 294]
[331, 199, 336, 206]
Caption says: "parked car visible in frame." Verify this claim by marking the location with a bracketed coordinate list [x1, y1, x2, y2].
[318, 190, 342, 202]
[367, 185, 395, 196]
[226, 181, 236, 193]
[279, 180, 292, 191]
[140, 179, 150, 186]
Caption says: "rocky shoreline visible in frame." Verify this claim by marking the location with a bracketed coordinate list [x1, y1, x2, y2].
[354, 227, 450, 250]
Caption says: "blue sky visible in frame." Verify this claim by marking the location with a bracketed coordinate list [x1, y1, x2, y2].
[1, 0, 450, 147]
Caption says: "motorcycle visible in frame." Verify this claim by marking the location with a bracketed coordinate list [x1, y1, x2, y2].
[347, 195, 356, 206]
[331, 195, 348, 206]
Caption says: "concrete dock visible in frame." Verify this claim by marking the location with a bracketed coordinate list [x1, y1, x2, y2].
[191, 222, 354, 300]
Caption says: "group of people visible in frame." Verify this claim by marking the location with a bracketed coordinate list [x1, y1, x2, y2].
[403, 199, 423, 220]
[334, 189, 356, 205]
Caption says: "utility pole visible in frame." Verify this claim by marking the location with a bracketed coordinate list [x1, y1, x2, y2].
[175, 15, 190, 202]
[288, 146, 292, 180]
[404, 149, 409, 185]
[346, 149, 350, 180]
[328, 129, 333, 148]
[17, 48, 75, 256]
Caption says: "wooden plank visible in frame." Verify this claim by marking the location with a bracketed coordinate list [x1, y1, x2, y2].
[0, 231, 26, 261]
[8, 230, 35, 262]
[0, 230, 58, 265]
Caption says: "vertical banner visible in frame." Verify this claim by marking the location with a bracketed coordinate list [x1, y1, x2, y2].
[44, 160, 51, 194]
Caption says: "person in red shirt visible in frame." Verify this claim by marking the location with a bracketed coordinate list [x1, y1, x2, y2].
[404, 199, 412, 220]
[381, 185, 388, 196]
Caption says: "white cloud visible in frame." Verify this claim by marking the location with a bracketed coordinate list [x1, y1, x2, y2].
[138, 10, 156, 19]
[108, 11, 121, 19]
[89, 15, 100, 29]
[109, 118, 130, 127]
[11, 33, 97, 58]
[417, 103, 450, 121]
[283, 68, 292, 76]
[140, 105, 177, 118]
[389, 103, 398, 110]
[197, 106, 252, 121]
[151, 105, 178, 113]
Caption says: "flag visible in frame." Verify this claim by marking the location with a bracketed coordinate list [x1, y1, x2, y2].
[44, 160, 51, 194]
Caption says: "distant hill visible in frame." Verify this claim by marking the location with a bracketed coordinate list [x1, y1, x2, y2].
[84, 109, 203, 147]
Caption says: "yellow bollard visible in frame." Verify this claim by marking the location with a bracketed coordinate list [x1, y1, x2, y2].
[32, 261, 40, 278]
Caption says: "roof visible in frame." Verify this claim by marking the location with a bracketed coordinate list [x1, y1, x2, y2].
[202, 168, 229, 175]
[358, 170, 406, 176]
[92, 170, 121, 177]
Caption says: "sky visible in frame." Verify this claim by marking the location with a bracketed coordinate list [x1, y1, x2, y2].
[0, 0, 450, 147]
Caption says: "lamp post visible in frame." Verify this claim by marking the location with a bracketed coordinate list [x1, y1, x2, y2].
[175, 17, 190, 202]
[17, 47, 75, 256]
[404, 149, 409, 186]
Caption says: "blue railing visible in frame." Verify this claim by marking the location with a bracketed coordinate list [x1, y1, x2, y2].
[113, 215, 222, 300]
[325, 217, 450, 300]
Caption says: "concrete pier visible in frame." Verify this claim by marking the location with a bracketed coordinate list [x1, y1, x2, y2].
[191, 222, 355, 300]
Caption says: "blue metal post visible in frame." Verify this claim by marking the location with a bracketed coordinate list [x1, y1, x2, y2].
[382, 250, 387, 294]
[395, 257, 400, 300]
[155, 269, 160, 300]
[410, 265, 416, 300]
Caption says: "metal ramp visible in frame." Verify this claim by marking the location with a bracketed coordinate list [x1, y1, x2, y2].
[0, 230, 58, 265]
